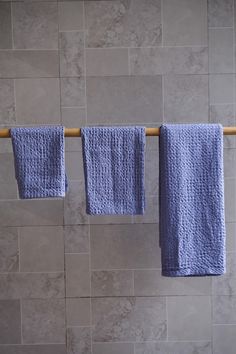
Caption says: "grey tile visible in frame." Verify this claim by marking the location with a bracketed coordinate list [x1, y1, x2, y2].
[90, 224, 161, 269]
[224, 149, 236, 177]
[163, 0, 207, 46]
[0, 227, 18, 272]
[12, 2, 58, 49]
[19, 226, 64, 272]
[61, 77, 85, 107]
[60, 32, 84, 77]
[91, 270, 133, 296]
[89, 214, 133, 225]
[93, 343, 134, 354]
[226, 252, 236, 275]
[66, 298, 90, 326]
[226, 222, 236, 252]
[209, 28, 234, 74]
[0, 272, 64, 299]
[210, 104, 235, 148]
[133, 196, 159, 224]
[0, 51, 59, 79]
[212, 274, 236, 295]
[225, 179, 236, 222]
[85, 0, 161, 48]
[64, 225, 89, 253]
[213, 295, 236, 323]
[86, 48, 129, 76]
[87, 76, 163, 124]
[0, 183, 18, 200]
[145, 150, 158, 196]
[0, 3, 12, 49]
[164, 75, 208, 123]
[65, 152, 84, 180]
[22, 299, 65, 344]
[0, 345, 67, 354]
[15, 78, 60, 125]
[208, 0, 233, 27]
[58, 1, 84, 31]
[134, 270, 211, 296]
[64, 180, 89, 225]
[0, 199, 63, 227]
[0, 300, 21, 344]
[62, 107, 85, 152]
[130, 47, 208, 75]
[213, 324, 236, 354]
[135, 341, 212, 354]
[209, 74, 234, 104]
[0, 79, 15, 125]
[0, 154, 16, 183]
[92, 297, 166, 342]
[167, 296, 211, 340]
[65, 254, 90, 297]
[67, 327, 91, 354]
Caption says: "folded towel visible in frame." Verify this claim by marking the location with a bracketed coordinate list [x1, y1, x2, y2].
[11, 126, 67, 199]
[159, 124, 226, 276]
[81, 126, 145, 215]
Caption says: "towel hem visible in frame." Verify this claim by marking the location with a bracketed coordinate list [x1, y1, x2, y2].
[162, 267, 226, 277]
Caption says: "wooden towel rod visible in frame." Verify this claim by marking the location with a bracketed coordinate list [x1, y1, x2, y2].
[0, 127, 236, 138]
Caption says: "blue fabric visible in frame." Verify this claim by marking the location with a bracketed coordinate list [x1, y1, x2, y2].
[159, 124, 226, 276]
[81, 126, 145, 215]
[11, 126, 67, 199]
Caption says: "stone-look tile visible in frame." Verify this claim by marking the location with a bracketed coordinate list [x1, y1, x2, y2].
[60, 32, 84, 77]
[15, 78, 60, 125]
[224, 149, 236, 178]
[0, 51, 59, 79]
[225, 179, 236, 222]
[209, 28, 234, 74]
[22, 299, 65, 344]
[89, 214, 133, 225]
[135, 341, 212, 354]
[87, 76, 162, 124]
[86, 48, 129, 76]
[0, 79, 15, 125]
[133, 196, 159, 224]
[0, 345, 67, 354]
[226, 252, 236, 274]
[65, 254, 90, 297]
[167, 296, 211, 340]
[210, 104, 235, 148]
[134, 270, 211, 296]
[64, 225, 89, 253]
[0, 272, 64, 299]
[67, 327, 91, 354]
[212, 274, 236, 295]
[208, 0, 233, 27]
[64, 180, 88, 225]
[66, 298, 90, 326]
[65, 152, 84, 180]
[164, 75, 208, 123]
[91, 270, 133, 296]
[90, 224, 160, 269]
[61, 77, 85, 107]
[58, 2, 84, 31]
[0, 154, 16, 183]
[209, 74, 234, 104]
[0, 199, 63, 227]
[0, 3, 12, 49]
[213, 324, 236, 354]
[213, 295, 236, 323]
[130, 47, 208, 75]
[145, 150, 158, 196]
[0, 300, 21, 344]
[19, 226, 64, 272]
[93, 343, 134, 354]
[12, 3, 58, 49]
[85, 0, 161, 48]
[0, 227, 18, 272]
[62, 107, 85, 152]
[92, 297, 166, 342]
[0, 184, 18, 200]
[226, 222, 236, 252]
[163, 0, 207, 46]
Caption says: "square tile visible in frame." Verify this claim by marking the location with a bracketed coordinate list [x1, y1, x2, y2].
[0, 79, 15, 125]
[209, 74, 234, 104]
[58, 2, 84, 31]
[65, 254, 90, 297]
[0, 300, 21, 344]
[208, 0, 233, 27]
[0, 3, 12, 49]
[213, 295, 236, 323]
[67, 327, 91, 354]
[64, 225, 89, 253]
[0, 227, 18, 272]
[66, 298, 90, 326]
[60, 32, 84, 77]
[209, 28, 234, 74]
[91, 270, 133, 296]
[213, 324, 236, 354]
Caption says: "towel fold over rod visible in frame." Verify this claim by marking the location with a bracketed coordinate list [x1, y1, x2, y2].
[0, 127, 236, 138]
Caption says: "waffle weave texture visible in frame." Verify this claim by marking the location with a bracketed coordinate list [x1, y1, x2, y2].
[11, 126, 67, 199]
[81, 126, 145, 215]
[159, 124, 226, 276]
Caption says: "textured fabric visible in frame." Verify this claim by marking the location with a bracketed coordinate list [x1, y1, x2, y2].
[81, 126, 145, 215]
[159, 124, 226, 276]
[11, 126, 67, 199]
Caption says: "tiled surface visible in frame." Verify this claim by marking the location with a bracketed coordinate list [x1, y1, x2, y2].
[0, 1, 235, 353]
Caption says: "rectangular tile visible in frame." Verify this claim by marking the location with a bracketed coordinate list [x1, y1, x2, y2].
[58, 1, 84, 31]
[67, 327, 91, 354]
[0, 300, 21, 344]
[65, 152, 84, 180]
[0, 227, 18, 272]
[60, 77, 85, 107]
[135, 341, 211, 354]
[66, 298, 90, 326]
[226, 222, 236, 252]
[93, 343, 134, 354]
[208, 0, 233, 27]
[225, 179, 236, 222]
[224, 149, 236, 178]
[64, 225, 89, 253]
[65, 254, 90, 297]
[62, 107, 85, 152]
[213, 324, 236, 354]
[64, 180, 88, 225]
[0, 79, 15, 125]
[209, 28, 234, 74]
[59, 31, 84, 77]
[0, 154, 15, 183]
[91, 270, 133, 296]
[0, 3, 12, 49]
[0, 345, 66, 354]
[210, 104, 235, 148]
[213, 295, 236, 324]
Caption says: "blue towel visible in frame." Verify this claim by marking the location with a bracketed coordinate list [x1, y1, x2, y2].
[159, 124, 226, 276]
[11, 126, 67, 199]
[81, 126, 145, 215]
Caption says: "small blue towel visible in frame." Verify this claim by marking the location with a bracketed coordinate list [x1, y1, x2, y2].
[11, 126, 67, 199]
[159, 124, 226, 276]
[81, 126, 145, 215]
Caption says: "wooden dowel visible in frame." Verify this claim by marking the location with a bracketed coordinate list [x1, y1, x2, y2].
[1, 127, 236, 138]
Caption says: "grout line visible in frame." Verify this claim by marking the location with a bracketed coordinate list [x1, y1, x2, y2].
[208, 26, 234, 29]
[20, 298, 23, 344]
[10, 2, 14, 50]
[166, 296, 168, 341]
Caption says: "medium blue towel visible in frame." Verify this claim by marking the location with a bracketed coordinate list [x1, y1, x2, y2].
[11, 126, 67, 199]
[159, 124, 226, 276]
[81, 126, 145, 215]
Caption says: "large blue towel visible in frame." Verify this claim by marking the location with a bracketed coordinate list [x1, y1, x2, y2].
[81, 126, 145, 215]
[159, 124, 226, 276]
[11, 126, 67, 199]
